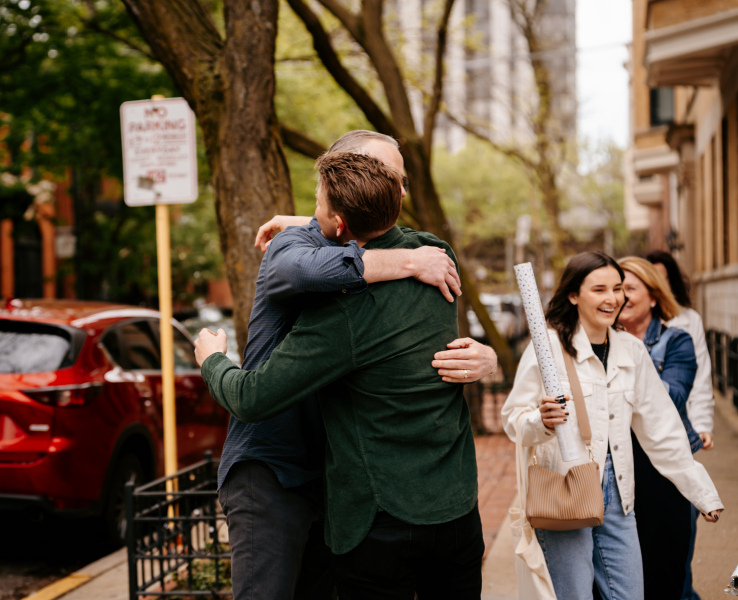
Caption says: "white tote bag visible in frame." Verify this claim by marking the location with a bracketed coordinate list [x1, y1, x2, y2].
[510, 412, 557, 599]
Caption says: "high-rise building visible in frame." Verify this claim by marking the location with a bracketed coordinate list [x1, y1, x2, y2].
[395, 0, 577, 151]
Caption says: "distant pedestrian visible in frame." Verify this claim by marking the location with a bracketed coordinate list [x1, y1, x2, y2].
[502, 251, 723, 600]
[646, 249, 715, 600]
[618, 256, 711, 600]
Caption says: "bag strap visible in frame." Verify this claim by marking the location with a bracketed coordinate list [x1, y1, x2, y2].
[514, 411, 532, 516]
[562, 350, 593, 447]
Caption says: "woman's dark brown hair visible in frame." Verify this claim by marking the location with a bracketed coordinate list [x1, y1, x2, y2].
[545, 251, 625, 358]
[645, 250, 692, 308]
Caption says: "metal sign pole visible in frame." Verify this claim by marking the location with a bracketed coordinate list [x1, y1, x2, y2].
[156, 202, 178, 482]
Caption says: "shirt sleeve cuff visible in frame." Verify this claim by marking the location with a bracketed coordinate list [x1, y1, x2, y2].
[342, 240, 368, 295]
[201, 352, 231, 384]
[521, 408, 554, 445]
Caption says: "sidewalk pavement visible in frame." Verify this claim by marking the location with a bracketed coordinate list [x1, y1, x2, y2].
[23, 397, 738, 600]
[22, 548, 128, 600]
[690, 391, 738, 600]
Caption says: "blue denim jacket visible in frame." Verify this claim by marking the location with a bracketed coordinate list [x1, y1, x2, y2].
[643, 317, 702, 453]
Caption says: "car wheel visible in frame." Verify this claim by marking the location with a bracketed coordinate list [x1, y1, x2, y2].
[102, 453, 145, 547]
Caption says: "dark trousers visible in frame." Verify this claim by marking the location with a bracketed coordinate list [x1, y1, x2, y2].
[219, 460, 336, 600]
[334, 504, 485, 600]
[632, 435, 692, 600]
[682, 503, 701, 600]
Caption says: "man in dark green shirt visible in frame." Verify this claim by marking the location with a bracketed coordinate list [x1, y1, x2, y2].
[196, 152, 483, 599]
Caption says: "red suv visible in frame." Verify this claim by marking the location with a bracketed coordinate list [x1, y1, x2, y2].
[0, 300, 230, 544]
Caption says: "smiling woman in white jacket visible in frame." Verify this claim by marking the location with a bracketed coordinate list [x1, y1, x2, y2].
[502, 252, 723, 600]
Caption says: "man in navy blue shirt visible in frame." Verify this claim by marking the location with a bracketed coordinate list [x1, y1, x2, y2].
[217, 130, 497, 600]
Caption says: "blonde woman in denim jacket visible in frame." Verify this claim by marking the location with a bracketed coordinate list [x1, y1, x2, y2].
[619, 256, 703, 600]
[502, 252, 723, 600]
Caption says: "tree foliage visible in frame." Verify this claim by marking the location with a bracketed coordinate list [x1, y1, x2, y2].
[434, 138, 535, 249]
[0, 0, 227, 305]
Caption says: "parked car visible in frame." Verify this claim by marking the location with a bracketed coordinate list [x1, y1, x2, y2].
[182, 304, 240, 365]
[467, 292, 528, 342]
[0, 299, 230, 545]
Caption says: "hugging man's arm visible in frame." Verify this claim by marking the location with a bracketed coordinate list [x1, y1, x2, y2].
[256, 215, 496, 379]
[197, 303, 353, 423]
[258, 217, 461, 302]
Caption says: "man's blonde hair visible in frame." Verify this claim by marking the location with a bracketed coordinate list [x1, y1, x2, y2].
[618, 256, 682, 321]
[327, 130, 399, 155]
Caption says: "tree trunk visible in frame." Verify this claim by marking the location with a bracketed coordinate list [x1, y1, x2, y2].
[122, 0, 294, 352]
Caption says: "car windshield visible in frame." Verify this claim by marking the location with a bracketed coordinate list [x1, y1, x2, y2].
[0, 320, 75, 374]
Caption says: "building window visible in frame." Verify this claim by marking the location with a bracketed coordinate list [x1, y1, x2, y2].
[650, 87, 674, 126]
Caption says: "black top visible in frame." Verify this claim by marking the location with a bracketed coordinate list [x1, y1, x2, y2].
[591, 338, 610, 455]
[591, 340, 608, 372]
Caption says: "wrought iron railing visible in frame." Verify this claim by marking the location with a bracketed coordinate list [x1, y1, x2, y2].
[125, 452, 231, 599]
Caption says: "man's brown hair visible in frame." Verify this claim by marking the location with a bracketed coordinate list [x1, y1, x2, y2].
[315, 152, 402, 240]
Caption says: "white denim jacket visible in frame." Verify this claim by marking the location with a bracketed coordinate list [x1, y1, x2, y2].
[502, 325, 723, 516]
[668, 307, 714, 434]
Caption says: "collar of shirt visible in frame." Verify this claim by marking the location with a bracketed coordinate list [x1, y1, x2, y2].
[363, 225, 404, 250]
[306, 216, 366, 255]
[643, 316, 665, 348]
[570, 325, 635, 383]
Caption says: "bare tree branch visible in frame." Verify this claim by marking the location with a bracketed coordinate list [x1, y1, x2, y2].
[83, 20, 158, 61]
[356, 0, 416, 135]
[80, 0, 158, 59]
[279, 124, 326, 159]
[315, 0, 361, 41]
[445, 111, 537, 172]
[423, 0, 455, 156]
[286, 0, 396, 136]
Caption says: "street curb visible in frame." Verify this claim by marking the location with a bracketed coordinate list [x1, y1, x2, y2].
[21, 547, 127, 600]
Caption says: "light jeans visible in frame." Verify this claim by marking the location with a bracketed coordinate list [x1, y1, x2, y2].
[535, 455, 644, 600]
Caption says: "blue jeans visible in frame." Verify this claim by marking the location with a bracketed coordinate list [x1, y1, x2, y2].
[536, 455, 644, 600]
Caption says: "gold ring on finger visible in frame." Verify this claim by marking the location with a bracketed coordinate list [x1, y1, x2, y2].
[464, 369, 468, 379]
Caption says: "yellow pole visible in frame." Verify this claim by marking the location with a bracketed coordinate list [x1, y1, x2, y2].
[156, 203, 178, 482]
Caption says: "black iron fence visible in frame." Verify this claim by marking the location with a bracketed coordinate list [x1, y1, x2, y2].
[125, 452, 232, 599]
[464, 378, 513, 434]
[706, 329, 738, 409]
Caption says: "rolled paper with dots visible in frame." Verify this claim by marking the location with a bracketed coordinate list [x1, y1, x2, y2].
[514, 262, 579, 462]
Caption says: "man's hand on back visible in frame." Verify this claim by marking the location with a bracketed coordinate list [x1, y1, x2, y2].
[432, 338, 497, 383]
[194, 328, 228, 367]
[408, 246, 461, 303]
[254, 215, 312, 252]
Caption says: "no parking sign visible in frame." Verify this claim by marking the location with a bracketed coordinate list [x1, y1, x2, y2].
[120, 97, 198, 206]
